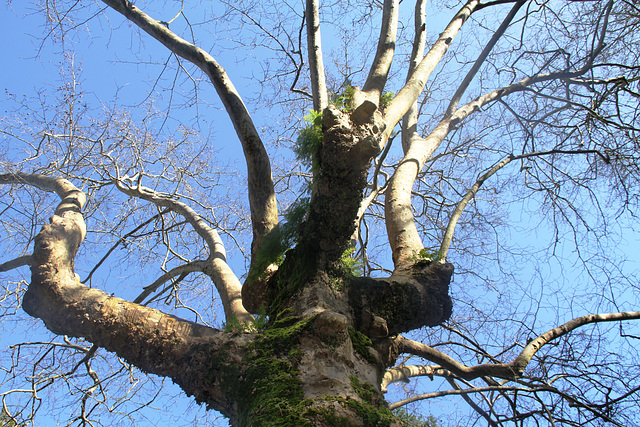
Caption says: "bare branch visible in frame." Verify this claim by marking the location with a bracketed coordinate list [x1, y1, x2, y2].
[99, 0, 278, 261]
[400, 0, 428, 155]
[445, 0, 526, 117]
[389, 384, 538, 410]
[113, 176, 252, 323]
[83, 208, 171, 284]
[305, 0, 329, 110]
[439, 148, 610, 260]
[0, 255, 32, 272]
[450, 0, 613, 127]
[512, 311, 640, 373]
[445, 376, 499, 427]
[398, 311, 640, 381]
[133, 262, 203, 304]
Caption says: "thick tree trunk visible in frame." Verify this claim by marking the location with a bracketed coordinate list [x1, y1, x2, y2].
[209, 308, 399, 426]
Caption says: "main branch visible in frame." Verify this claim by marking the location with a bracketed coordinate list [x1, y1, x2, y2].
[1, 172, 249, 418]
[100, 0, 278, 260]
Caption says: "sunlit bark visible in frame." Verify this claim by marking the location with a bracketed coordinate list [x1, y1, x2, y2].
[99, 0, 278, 261]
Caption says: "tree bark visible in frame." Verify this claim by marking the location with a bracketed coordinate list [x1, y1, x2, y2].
[99, 0, 279, 260]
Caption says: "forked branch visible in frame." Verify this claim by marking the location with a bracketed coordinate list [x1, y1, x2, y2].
[397, 311, 640, 381]
[0, 172, 248, 417]
[383, 0, 480, 135]
[113, 176, 252, 323]
[445, 0, 526, 117]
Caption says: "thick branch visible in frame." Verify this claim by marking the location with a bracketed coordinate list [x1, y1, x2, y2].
[385, 120, 451, 269]
[381, 364, 439, 392]
[386, 7, 611, 269]
[113, 178, 252, 323]
[2, 172, 249, 418]
[356, 0, 400, 107]
[383, 0, 480, 135]
[349, 261, 453, 336]
[100, 0, 278, 260]
[305, 0, 328, 110]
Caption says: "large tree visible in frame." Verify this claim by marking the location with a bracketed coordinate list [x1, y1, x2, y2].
[1, 0, 640, 425]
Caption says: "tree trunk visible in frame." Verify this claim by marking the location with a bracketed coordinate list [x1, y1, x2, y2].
[209, 261, 451, 426]
[227, 105, 454, 425]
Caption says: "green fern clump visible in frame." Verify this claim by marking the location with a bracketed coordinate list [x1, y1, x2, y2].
[380, 91, 395, 108]
[331, 84, 356, 111]
[279, 197, 310, 248]
[294, 110, 322, 170]
[338, 247, 364, 277]
[248, 197, 311, 282]
[413, 248, 443, 263]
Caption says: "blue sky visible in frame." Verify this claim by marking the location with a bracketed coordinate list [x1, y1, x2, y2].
[1, 1, 640, 426]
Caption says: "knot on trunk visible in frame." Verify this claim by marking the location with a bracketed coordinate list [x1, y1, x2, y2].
[349, 261, 453, 336]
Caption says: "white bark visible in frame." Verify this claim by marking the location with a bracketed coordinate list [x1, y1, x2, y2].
[99, 0, 278, 261]
[355, 0, 400, 108]
[306, 0, 329, 111]
[113, 177, 252, 323]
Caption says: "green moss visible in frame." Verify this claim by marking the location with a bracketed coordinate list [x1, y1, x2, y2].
[328, 248, 364, 292]
[241, 358, 305, 426]
[307, 391, 395, 427]
[271, 315, 302, 329]
[349, 376, 395, 426]
[329, 276, 347, 292]
[348, 327, 377, 364]
[229, 316, 315, 426]
[330, 83, 394, 112]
